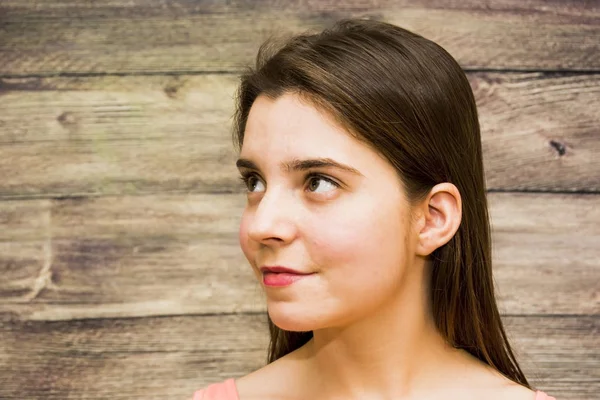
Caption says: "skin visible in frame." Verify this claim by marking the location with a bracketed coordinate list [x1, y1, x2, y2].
[234, 93, 535, 400]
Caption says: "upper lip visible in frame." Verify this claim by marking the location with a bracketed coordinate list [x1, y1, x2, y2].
[260, 266, 312, 275]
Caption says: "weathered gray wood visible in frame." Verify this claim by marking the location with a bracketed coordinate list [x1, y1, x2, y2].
[1, 2, 596, 398]
[0, 313, 596, 399]
[1, 0, 599, 75]
[488, 192, 600, 316]
[470, 72, 600, 192]
[0, 193, 264, 321]
[0, 313, 270, 400]
[0, 72, 599, 198]
[0, 192, 597, 321]
[503, 315, 598, 400]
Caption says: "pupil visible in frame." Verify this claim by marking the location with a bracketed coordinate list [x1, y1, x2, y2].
[310, 178, 318, 191]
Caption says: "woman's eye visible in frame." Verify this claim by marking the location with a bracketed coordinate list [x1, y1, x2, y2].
[307, 175, 339, 193]
[239, 173, 265, 192]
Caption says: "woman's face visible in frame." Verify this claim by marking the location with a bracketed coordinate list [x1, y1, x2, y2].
[238, 93, 417, 332]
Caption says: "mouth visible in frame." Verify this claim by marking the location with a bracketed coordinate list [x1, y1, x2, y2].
[259, 266, 312, 275]
[262, 271, 315, 287]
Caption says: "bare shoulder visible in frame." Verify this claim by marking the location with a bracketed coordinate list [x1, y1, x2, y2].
[471, 366, 536, 400]
[235, 347, 308, 400]
[490, 380, 537, 400]
[234, 362, 284, 398]
[442, 369, 536, 400]
[449, 350, 537, 400]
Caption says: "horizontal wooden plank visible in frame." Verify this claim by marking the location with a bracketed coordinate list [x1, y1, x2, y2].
[471, 72, 600, 192]
[0, 199, 50, 241]
[0, 314, 596, 399]
[0, 313, 270, 400]
[0, 1, 599, 75]
[0, 72, 598, 197]
[0, 192, 597, 321]
[488, 193, 600, 315]
[0, 194, 264, 321]
[0, 74, 240, 198]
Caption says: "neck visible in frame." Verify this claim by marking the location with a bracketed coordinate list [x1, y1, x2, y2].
[301, 261, 467, 399]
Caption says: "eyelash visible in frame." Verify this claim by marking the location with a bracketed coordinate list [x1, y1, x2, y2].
[238, 171, 340, 193]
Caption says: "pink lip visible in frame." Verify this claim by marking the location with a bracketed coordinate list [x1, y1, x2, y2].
[262, 272, 314, 287]
[259, 266, 315, 287]
[260, 266, 311, 275]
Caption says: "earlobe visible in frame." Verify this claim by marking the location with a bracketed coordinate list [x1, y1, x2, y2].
[415, 183, 462, 257]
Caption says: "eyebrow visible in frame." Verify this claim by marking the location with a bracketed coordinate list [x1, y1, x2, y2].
[236, 157, 363, 176]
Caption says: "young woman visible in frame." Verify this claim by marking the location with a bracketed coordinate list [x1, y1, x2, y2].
[193, 18, 556, 400]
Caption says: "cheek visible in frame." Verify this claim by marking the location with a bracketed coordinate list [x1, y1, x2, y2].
[309, 200, 409, 288]
[238, 213, 254, 263]
[312, 202, 405, 260]
[300, 208, 409, 327]
[309, 223, 364, 264]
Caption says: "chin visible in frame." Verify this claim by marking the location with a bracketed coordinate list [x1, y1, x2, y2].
[267, 305, 322, 332]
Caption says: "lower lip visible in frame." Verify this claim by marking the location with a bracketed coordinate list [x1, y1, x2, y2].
[262, 272, 313, 287]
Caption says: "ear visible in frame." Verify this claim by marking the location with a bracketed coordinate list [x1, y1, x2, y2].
[414, 183, 462, 257]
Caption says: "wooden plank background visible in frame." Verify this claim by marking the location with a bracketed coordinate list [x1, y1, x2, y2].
[0, 1, 598, 399]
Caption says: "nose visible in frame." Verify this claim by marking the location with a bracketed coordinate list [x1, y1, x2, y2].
[246, 187, 297, 245]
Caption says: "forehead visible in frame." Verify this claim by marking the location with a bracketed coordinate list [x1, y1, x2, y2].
[242, 93, 365, 162]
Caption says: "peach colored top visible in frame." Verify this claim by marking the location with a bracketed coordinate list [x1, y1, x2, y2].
[192, 378, 557, 400]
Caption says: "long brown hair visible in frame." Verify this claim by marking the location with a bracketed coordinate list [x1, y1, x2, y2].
[231, 18, 529, 388]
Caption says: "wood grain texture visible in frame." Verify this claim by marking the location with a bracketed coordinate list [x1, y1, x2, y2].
[1, 72, 599, 198]
[0, 0, 599, 75]
[1, 1, 597, 398]
[0, 313, 270, 400]
[1, 192, 597, 321]
[0, 313, 596, 399]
